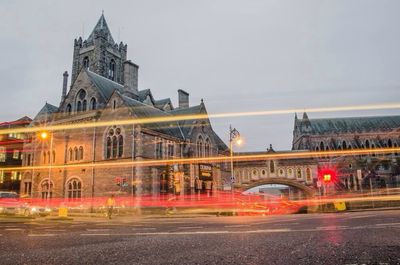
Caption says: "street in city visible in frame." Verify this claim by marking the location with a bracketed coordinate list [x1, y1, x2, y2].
[0, 210, 399, 265]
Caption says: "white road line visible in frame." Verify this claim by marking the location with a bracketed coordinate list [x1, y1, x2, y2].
[347, 215, 373, 219]
[316, 226, 348, 230]
[46, 229, 66, 232]
[375, 222, 400, 226]
[5, 228, 24, 231]
[177, 226, 203, 229]
[28, 234, 56, 237]
[81, 233, 111, 236]
[224, 225, 251, 228]
[86, 229, 111, 231]
[272, 222, 299, 226]
[245, 229, 291, 233]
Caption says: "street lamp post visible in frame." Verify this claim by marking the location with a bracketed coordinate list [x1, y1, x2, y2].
[229, 125, 242, 194]
[40, 131, 53, 199]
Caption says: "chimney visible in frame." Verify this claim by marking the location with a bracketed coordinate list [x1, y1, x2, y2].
[123, 60, 139, 97]
[61, 71, 68, 103]
[178, 89, 189, 109]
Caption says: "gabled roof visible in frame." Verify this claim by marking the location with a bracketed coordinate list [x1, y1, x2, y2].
[154, 98, 173, 110]
[299, 115, 400, 134]
[86, 70, 124, 100]
[86, 13, 115, 45]
[119, 94, 184, 139]
[169, 104, 204, 137]
[138, 89, 155, 105]
[0, 116, 32, 128]
[168, 104, 229, 151]
[33, 103, 59, 122]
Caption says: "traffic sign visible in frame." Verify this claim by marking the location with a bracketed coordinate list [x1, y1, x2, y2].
[230, 176, 235, 183]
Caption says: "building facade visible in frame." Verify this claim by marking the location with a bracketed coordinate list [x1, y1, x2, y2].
[0, 117, 32, 193]
[292, 112, 400, 190]
[21, 14, 229, 199]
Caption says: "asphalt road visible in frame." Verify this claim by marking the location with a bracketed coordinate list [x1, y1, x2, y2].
[0, 210, 399, 265]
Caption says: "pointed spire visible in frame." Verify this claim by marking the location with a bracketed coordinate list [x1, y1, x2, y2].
[302, 112, 309, 120]
[86, 12, 115, 44]
[295, 112, 298, 120]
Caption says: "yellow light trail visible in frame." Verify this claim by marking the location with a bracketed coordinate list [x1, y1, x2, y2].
[1, 147, 399, 172]
[0, 102, 399, 135]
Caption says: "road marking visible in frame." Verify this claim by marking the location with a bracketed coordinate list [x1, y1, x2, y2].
[224, 225, 251, 228]
[246, 229, 291, 233]
[316, 226, 348, 230]
[177, 226, 203, 229]
[347, 215, 373, 219]
[81, 233, 111, 236]
[46, 229, 66, 232]
[375, 222, 400, 226]
[272, 222, 299, 226]
[86, 229, 111, 231]
[5, 228, 24, 231]
[28, 234, 56, 237]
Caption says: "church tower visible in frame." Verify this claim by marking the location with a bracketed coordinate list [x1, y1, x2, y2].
[70, 13, 128, 86]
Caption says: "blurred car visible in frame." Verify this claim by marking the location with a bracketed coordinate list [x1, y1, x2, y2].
[0, 191, 25, 215]
[0, 192, 51, 217]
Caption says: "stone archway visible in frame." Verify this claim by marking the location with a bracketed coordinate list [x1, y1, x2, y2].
[240, 178, 315, 197]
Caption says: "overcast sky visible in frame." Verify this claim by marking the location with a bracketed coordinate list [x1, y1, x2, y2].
[0, 0, 399, 151]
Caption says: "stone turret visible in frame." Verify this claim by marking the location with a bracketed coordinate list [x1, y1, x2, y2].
[60, 71, 68, 104]
[70, 13, 129, 86]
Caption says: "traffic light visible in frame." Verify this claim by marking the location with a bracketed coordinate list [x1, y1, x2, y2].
[115, 177, 122, 186]
[323, 173, 331, 183]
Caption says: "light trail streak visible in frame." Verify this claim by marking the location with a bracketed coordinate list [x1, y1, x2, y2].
[0, 102, 399, 135]
[1, 147, 399, 171]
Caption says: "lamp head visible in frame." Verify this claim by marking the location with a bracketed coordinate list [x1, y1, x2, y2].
[40, 132, 48, 140]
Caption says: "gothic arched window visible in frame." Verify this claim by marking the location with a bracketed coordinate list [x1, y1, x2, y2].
[67, 178, 82, 199]
[105, 127, 124, 159]
[83, 56, 89, 69]
[77, 101, 82, 112]
[205, 138, 211, 157]
[82, 100, 87, 111]
[79, 146, 84, 160]
[43, 152, 47, 164]
[74, 147, 78, 161]
[270, 161, 275, 173]
[306, 168, 312, 181]
[69, 148, 73, 161]
[90, 98, 97, 110]
[320, 142, 324, 150]
[296, 168, 302, 179]
[66, 104, 72, 115]
[118, 135, 123, 157]
[197, 136, 203, 157]
[106, 137, 112, 159]
[108, 59, 116, 80]
[40, 179, 53, 199]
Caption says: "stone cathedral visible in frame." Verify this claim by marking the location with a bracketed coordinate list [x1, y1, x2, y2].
[21, 14, 229, 199]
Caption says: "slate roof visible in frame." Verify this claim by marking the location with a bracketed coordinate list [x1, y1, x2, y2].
[86, 70, 124, 100]
[299, 115, 400, 134]
[31, 103, 59, 123]
[154, 98, 173, 109]
[138, 89, 154, 104]
[120, 94, 184, 139]
[169, 105, 203, 137]
[169, 105, 229, 152]
[86, 14, 115, 45]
